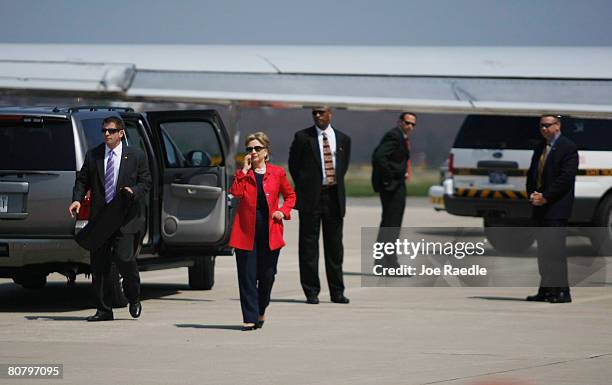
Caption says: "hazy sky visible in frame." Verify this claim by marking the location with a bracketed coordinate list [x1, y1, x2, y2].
[0, 0, 610, 45]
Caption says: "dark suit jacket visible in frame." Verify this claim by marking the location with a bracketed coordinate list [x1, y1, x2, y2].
[73, 143, 152, 234]
[526, 135, 578, 220]
[288, 125, 351, 218]
[371, 126, 410, 193]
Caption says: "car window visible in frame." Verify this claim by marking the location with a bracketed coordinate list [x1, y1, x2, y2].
[455, 115, 612, 151]
[564, 118, 612, 151]
[0, 116, 75, 171]
[80, 118, 105, 149]
[123, 119, 148, 154]
[82, 117, 151, 156]
[453, 115, 541, 150]
[159, 121, 224, 168]
[161, 128, 182, 167]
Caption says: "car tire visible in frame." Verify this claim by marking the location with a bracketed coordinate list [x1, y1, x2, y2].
[188, 256, 215, 290]
[589, 195, 612, 256]
[13, 273, 47, 289]
[110, 263, 128, 308]
[484, 218, 535, 254]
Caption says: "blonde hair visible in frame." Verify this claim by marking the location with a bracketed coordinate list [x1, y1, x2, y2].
[244, 131, 271, 161]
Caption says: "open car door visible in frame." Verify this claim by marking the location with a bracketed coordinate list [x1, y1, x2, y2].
[145, 110, 232, 255]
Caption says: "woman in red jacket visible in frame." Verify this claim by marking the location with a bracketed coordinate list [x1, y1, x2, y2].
[229, 132, 296, 331]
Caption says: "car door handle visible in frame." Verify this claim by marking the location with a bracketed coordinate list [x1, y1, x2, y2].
[170, 184, 222, 199]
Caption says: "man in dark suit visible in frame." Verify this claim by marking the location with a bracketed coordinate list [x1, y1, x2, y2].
[68, 116, 152, 321]
[526, 114, 578, 303]
[289, 106, 351, 304]
[371, 112, 416, 268]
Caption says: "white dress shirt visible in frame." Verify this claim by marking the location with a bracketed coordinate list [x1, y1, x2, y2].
[104, 142, 123, 193]
[316, 125, 336, 185]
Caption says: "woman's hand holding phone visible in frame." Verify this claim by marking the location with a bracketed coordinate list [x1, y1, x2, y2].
[242, 154, 252, 174]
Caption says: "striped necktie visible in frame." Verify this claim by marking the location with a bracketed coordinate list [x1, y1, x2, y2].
[104, 150, 115, 203]
[536, 143, 551, 190]
[322, 133, 336, 185]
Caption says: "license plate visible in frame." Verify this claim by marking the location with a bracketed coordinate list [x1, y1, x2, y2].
[0, 195, 7, 213]
[489, 171, 508, 184]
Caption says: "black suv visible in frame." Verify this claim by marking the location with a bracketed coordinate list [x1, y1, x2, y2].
[0, 106, 234, 296]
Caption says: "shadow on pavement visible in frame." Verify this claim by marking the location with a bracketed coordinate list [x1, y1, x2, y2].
[415, 228, 485, 237]
[269, 298, 307, 304]
[230, 298, 309, 304]
[482, 243, 597, 259]
[0, 281, 187, 313]
[24, 315, 89, 321]
[344, 271, 378, 277]
[175, 323, 243, 331]
[154, 297, 213, 302]
[468, 296, 527, 302]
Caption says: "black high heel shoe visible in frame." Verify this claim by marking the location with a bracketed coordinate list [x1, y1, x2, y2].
[257, 320, 265, 329]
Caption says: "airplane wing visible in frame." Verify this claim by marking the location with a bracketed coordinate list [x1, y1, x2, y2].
[1, 44, 612, 116]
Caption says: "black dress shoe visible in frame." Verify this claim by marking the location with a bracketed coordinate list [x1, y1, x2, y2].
[548, 288, 572, 303]
[257, 320, 265, 329]
[129, 301, 142, 318]
[86, 311, 114, 322]
[526, 287, 550, 302]
[306, 296, 319, 304]
[331, 295, 350, 304]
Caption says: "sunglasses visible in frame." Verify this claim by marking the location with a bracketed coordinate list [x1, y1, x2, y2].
[101, 128, 122, 134]
[246, 146, 266, 153]
[312, 110, 329, 116]
[403, 121, 416, 126]
[539, 123, 557, 129]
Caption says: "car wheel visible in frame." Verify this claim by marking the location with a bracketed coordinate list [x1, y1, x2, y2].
[590, 194, 612, 256]
[188, 256, 215, 290]
[110, 263, 128, 308]
[484, 218, 535, 254]
[13, 273, 47, 289]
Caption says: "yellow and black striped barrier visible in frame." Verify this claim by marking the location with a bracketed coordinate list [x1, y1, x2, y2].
[430, 196, 444, 205]
[583, 169, 612, 176]
[453, 168, 612, 176]
[453, 168, 527, 176]
[454, 188, 529, 199]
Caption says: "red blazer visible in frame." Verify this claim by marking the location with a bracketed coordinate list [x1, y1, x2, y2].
[228, 163, 296, 251]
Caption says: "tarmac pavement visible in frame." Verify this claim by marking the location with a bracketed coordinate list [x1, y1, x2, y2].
[1, 198, 611, 385]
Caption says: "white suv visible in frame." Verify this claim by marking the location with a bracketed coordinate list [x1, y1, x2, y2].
[441, 115, 612, 254]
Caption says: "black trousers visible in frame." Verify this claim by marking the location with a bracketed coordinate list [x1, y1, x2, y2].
[376, 183, 406, 264]
[90, 232, 141, 314]
[235, 210, 280, 324]
[298, 186, 345, 298]
[533, 218, 569, 289]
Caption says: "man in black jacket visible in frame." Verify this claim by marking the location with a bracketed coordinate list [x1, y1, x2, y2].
[371, 112, 416, 268]
[289, 106, 351, 304]
[68, 116, 152, 321]
[526, 114, 578, 303]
